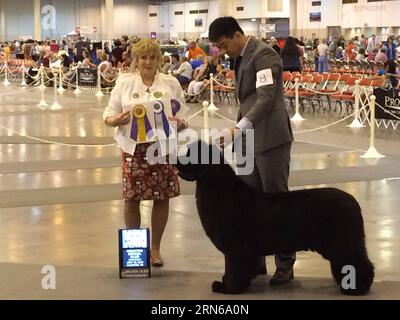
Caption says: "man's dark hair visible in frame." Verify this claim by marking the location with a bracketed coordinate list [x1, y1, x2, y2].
[209, 17, 244, 42]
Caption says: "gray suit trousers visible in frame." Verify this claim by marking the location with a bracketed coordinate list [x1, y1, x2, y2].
[237, 142, 296, 270]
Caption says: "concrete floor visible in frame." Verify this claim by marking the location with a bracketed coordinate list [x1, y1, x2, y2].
[0, 83, 400, 300]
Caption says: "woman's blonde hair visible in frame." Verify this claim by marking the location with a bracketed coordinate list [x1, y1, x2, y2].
[130, 39, 163, 72]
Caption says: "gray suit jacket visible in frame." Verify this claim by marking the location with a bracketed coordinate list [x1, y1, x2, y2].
[236, 37, 293, 152]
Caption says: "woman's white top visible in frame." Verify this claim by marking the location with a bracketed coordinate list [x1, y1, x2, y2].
[98, 61, 113, 77]
[103, 72, 184, 155]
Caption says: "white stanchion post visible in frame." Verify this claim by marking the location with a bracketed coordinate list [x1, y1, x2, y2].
[74, 67, 81, 95]
[96, 69, 104, 97]
[361, 95, 385, 159]
[20, 62, 27, 86]
[348, 80, 364, 128]
[291, 78, 305, 121]
[3, 61, 10, 86]
[37, 67, 49, 107]
[39, 64, 45, 90]
[208, 73, 218, 111]
[203, 101, 209, 143]
[50, 72, 63, 110]
[57, 67, 65, 93]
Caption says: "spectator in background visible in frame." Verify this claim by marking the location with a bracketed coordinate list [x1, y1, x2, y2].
[3, 42, 11, 61]
[368, 48, 379, 61]
[375, 47, 389, 64]
[198, 37, 210, 56]
[345, 40, 357, 61]
[173, 56, 193, 85]
[160, 55, 171, 74]
[190, 55, 204, 70]
[118, 51, 131, 70]
[121, 35, 129, 51]
[356, 48, 366, 61]
[280, 36, 302, 72]
[209, 43, 220, 57]
[187, 40, 206, 61]
[317, 39, 329, 73]
[81, 50, 97, 68]
[385, 37, 397, 61]
[367, 35, 377, 54]
[103, 41, 111, 55]
[271, 38, 281, 55]
[169, 54, 180, 72]
[37, 50, 50, 67]
[186, 56, 215, 103]
[112, 39, 124, 67]
[336, 46, 344, 60]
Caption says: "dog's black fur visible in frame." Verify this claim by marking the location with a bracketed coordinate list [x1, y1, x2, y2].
[177, 140, 374, 295]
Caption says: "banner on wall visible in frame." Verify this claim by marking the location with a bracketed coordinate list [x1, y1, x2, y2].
[76, 26, 97, 34]
[259, 24, 276, 33]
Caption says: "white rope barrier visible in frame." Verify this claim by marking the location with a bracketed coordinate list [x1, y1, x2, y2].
[212, 77, 235, 90]
[186, 109, 203, 120]
[298, 83, 341, 95]
[293, 105, 368, 134]
[0, 123, 117, 147]
[183, 81, 210, 97]
[214, 112, 236, 124]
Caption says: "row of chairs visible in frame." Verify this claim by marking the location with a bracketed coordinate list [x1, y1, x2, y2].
[283, 71, 384, 115]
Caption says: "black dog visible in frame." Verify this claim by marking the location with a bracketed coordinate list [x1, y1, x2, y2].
[177, 140, 374, 295]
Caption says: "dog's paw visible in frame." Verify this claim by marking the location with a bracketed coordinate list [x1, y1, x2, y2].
[212, 281, 225, 294]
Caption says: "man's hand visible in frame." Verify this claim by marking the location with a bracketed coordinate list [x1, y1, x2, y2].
[168, 116, 188, 132]
[105, 111, 131, 127]
[219, 127, 240, 147]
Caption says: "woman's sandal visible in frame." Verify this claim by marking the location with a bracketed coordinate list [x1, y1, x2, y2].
[150, 252, 164, 267]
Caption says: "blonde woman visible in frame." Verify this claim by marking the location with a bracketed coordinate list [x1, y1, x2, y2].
[103, 39, 187, 267]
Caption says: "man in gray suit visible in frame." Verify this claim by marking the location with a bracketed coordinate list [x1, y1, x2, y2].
[209, 17, 295, 285]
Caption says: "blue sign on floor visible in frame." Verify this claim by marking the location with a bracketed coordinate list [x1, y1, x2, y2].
[119, 228, 151, 278]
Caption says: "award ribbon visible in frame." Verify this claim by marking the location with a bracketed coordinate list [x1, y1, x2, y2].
[131, 105, 153, 142]
[171, 99, 181, 116]
[153, 101, 171, 137]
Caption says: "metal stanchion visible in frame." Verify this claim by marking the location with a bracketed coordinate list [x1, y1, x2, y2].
[348, 80, 364, 128]
[291, 78, 305, 121]
[39, 64, 45, 90]
[20, 62, 27, 86]
[3, 61, 10, 86]
[37, 66, 49, 107]
[57, 67, 65, 93]
[74, 67, 81, 95]
[208, 73, 218, 111]
[361, 95, 385, 159]
[203, 101, 209, 143]
[96, 69, 104, 97]
[50, 72, 63, 110]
